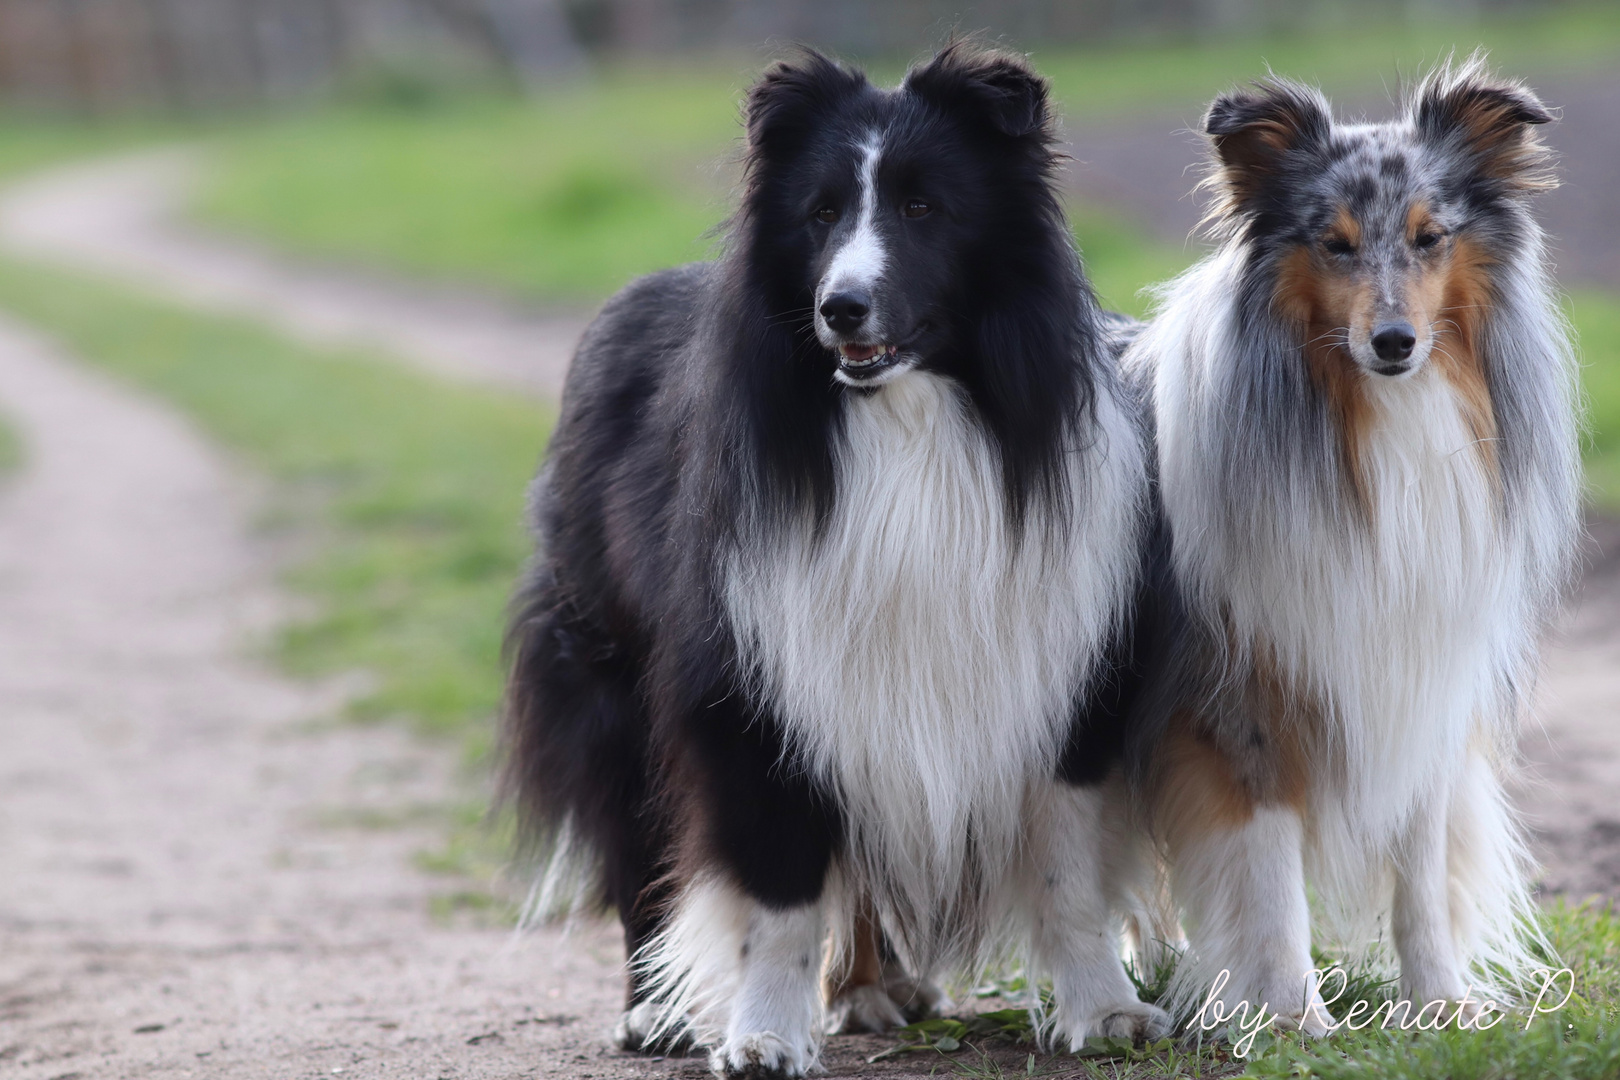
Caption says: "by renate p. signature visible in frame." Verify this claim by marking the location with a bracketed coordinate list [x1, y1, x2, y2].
[1190, 966, 1576, 1057]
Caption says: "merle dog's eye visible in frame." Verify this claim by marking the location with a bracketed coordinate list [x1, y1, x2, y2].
[1414, 231, 1443, 250]
[814, 207, 840, 225]
[903, 199, 933, 219]
[1323, 237, 1355, 256]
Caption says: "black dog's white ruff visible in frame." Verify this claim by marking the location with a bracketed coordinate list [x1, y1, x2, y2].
[1124, 55, 1581, 1030]
[502, 44, 1171, 1077]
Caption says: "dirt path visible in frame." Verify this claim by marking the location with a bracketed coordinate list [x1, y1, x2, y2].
[0, 150, 587, 400]
[1520, 520, 1620, 900]
[0, 317, 634, 1080]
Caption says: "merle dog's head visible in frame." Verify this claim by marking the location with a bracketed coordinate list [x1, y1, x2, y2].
[737, 43, 1083, 390]
[1201, 55, 1554, 379]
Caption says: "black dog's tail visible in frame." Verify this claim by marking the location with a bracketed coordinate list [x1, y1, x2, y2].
[499, 559, 668, 939]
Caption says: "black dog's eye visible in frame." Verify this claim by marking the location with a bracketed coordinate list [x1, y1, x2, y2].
[1322, 237, 1355, 256]
[814, 207, 840, 225]
[903, 199, 933, 219]
[1414, 231, 1443, 250]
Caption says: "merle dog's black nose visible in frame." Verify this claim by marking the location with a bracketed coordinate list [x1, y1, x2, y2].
[1371, 321, 1417, 363]
[819, 291, 870, 334]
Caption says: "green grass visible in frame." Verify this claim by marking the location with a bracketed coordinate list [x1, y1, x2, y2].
[1073, 202, 1197, 320]
[1574, 290, 1620, 509]
[0, 415, 20, 472]
[0, 255, 551, 758]
[193, 72, 744, 302]
[0, 115, 165, 183]
[192, 5, 1620, 307]
[866, 902, 1620, 1080]
[1236, 901, 1620, 1080]
[1032, 1, 1620, 117]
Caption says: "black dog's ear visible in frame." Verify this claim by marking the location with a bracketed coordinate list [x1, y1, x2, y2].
[1411, 54, 1555, 192]
[745, 49, 868, 154]
[1203, 78, 1331, 207]
[906, 42, 1050, 139]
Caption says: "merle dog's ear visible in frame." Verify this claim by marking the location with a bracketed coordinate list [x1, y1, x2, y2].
[906, 43, 1050, 139]
[1203, 79, 1331, 205]
[1411, 56, 1555, 191]
[745, 49, 867, 154]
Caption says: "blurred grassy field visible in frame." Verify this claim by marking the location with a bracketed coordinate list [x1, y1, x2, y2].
[196, 73, 736, 301]
[192, 4, 1620, 304]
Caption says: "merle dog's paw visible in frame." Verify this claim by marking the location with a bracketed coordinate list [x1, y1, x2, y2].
[1270, 1001, 1333, 1037]
[881, 965, 954, 1023]
[1053, 999, 1173, 1052]
[826, 983, 907, 1034]
[1095, 1000, 1174, 1043]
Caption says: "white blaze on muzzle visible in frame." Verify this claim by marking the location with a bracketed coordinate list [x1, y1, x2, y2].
[817, 134, 887, 333]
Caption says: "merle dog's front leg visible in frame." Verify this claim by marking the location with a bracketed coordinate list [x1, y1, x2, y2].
[1017, 775, 1173, 1048]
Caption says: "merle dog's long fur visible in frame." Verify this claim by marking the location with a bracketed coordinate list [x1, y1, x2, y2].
[501, 44, 1167, 1071]
[1123, 56, 1581, 1027]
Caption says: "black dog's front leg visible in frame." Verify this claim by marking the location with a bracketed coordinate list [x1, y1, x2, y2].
[667, 689, 842, 1078]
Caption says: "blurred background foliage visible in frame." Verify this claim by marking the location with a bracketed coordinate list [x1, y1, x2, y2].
[186, 3, 1620, 309]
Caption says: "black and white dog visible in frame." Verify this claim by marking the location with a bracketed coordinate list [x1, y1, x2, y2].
[502, 44, 1171, 1077]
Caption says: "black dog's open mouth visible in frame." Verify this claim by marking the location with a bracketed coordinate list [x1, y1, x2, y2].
[836, 328, 925, 382]
[837, 342, 900, 380]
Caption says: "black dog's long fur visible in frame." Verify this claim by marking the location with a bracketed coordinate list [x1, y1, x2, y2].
[501, 43, 1165, 1053]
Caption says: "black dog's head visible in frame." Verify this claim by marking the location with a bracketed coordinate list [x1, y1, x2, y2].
[738, 43, 1083, 390]
[719, 44, 1099, 529]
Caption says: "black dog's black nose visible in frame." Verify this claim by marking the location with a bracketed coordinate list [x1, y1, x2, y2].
[819, 291, 870, 333]
[1371, 321, 1417, 363]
